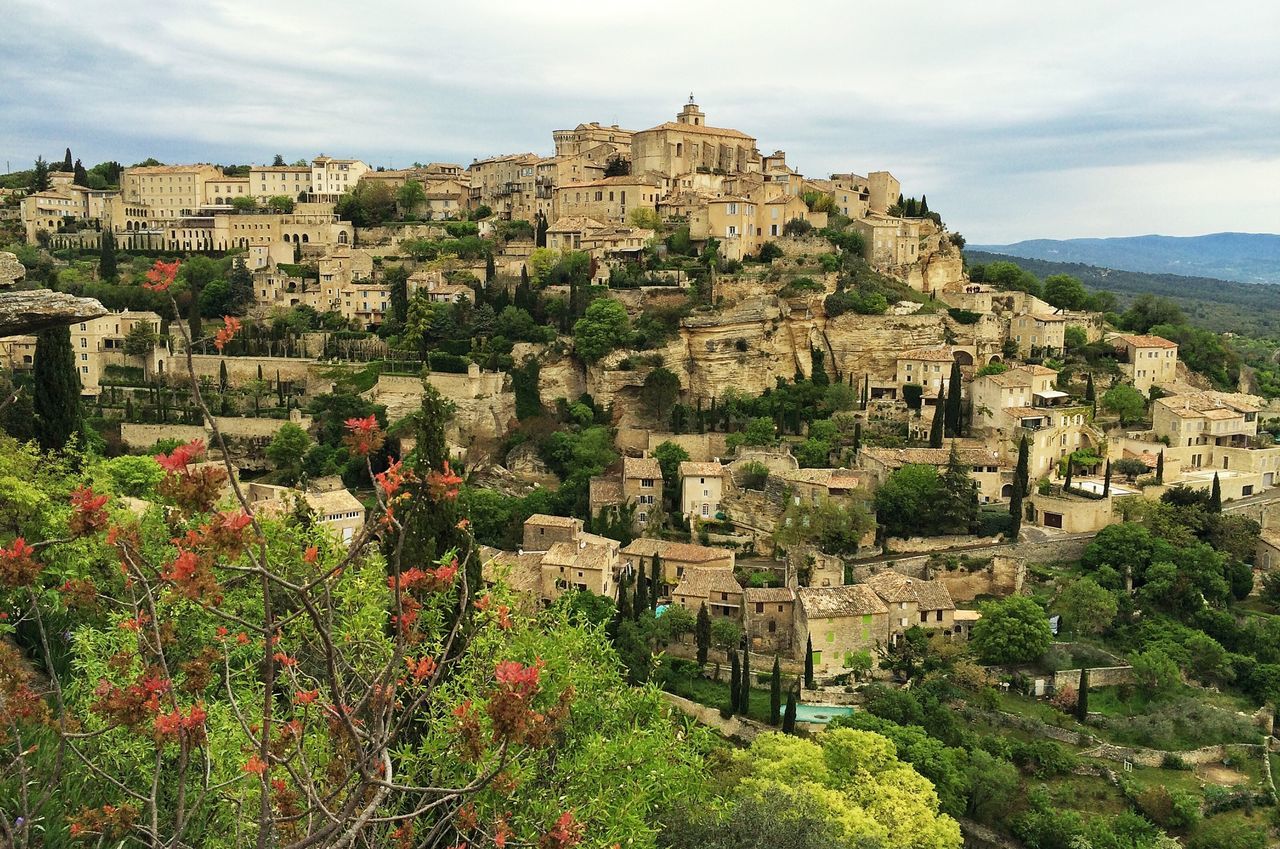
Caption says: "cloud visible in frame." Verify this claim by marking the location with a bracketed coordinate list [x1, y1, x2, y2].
[2, 0, 1277, 241]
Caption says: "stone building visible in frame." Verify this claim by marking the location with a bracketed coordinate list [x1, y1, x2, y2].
[795, 585, 888, 675]
[679, 461, 725, 520]
[862, 571, 957, 642]
[671, 567, 743, 619]
[859, 446, 1009, 504]
[71, 310, 169, 396]
[1009, 313, 1066, 357]
[1112, 334, 1178, 396]
[629, 98, 761, 178]
[743, 586, 795, 654]
[553, 175, 661, 224]
[309, 156, 370, 203]
[621, 538, 734, 598]
[121, 164, 223, 221]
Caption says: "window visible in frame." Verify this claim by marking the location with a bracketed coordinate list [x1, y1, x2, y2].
[756, 602, 764, 613]
[936, 610, 943, 622]
[702, 504, 710, 517]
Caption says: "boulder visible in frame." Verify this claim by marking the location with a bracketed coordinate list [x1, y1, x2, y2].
[0, 290, 108, 336]
[0, 252, 25, 287]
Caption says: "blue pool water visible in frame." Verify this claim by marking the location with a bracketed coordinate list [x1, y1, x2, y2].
[793, 704, 854, 723]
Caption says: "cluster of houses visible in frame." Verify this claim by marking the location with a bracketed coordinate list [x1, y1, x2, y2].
[483, 511, 972, 676]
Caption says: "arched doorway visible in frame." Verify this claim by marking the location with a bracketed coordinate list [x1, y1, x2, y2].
[1001, 483, 1015, 499]
[953, 350, 974, 366]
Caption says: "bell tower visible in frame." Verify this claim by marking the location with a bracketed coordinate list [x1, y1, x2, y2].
[676, 94, 705, 127]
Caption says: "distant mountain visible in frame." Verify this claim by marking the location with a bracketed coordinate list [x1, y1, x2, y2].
[969, 232, 1280, 285]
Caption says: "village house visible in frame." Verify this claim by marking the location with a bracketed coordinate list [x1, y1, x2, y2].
[852, 214, 926, 269]
[795, 585, 889, 676]
[1009, 312, 1066, 357]
[896, 346, 964, 400]
[553, 174, 661, 224]
[539, 532, 620, 602]
[121, 163, 223, 221]
[468, 152, 541, 221]
[778, 468, 866, 507]
[71, 310, 169, 396]
[1111, 334, 1179, 396]
[309, 156, 370, 203]
[671, 567, 744, 619]
[588, 455, 665, 532]
[743, 587, 795, 654]
[522, 514, 582, 551]
[407, 269, 472, 304]
[629, 98, 761, 178]
[621, 538, 734, 598]
[245, 480, 366, 543]
[248, 165, 312, 204]
[679, 460, 725, 521]
[859, 445, 1009, 504]
[862, 571, 958, 641]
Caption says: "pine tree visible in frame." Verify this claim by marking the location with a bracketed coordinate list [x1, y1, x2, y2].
[33, 326, 82, 452]
[695, 603, 711, 665]
[739, 650, 751, 716]
[782, 688, 798, 733]
[1156, 450, 1165, 485]
[804, 636, 815, 689]
[770, 655, 782, 726]
[61, 147, 73, 172]
[928, 401, 945, 448]
[1209, 473, 1222, 513]
[941, 442, 980, 534]
[1076, 667, 1090, 721]
[729, 650, 741, 714]
[73, 158, 88, 186]
[228, 257, 254, 313]
[30, 156, 50, 193]
[98, 228, 118, 282]
[1102, 459, 1112, 497]
[944, 360, 962, 436]
[273, 154, 286, 167]
[1016, 434, 1030, 496]
[386, 265, 409, 325]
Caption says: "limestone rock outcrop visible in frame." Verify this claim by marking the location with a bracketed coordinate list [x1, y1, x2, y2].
[0, 289, 108, 336]
[0, 252, 25, 287]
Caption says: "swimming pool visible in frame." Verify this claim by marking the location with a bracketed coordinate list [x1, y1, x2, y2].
[793, 704, 854, 723]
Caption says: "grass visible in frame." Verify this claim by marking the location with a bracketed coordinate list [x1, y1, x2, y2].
[659, 663, 779, 726]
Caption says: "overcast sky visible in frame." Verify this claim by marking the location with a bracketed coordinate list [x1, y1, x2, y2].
[4, 0, 1278, 242]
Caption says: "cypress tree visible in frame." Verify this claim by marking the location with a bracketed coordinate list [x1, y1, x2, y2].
[73, 158, 88, 186]
[862, 374, 870, 410]
[928, 402, 945, 448]
[804, 635, 815, 689]
[782, 688, 797, 733]
[853, 421, 862, 455]
[1076, 667, 1090, 722]
[61, 147, 73, 172]
[650, 553, 662, 610]
[1209, 473, 1222, 513]
[1084, 372, 1095, 404]
[276, 370, 284, 406]
[485, 252, 496, 284]
[520, 265, 529, 287]
[30, 156, 49, 193]
[1102, 459, 1112, 497]
[944, 360, 962, 436]
[1016, 435, 1030, 496]
[634, 565, 647, 617]
[617, 571, 633, 620]
[919, 194, 929, 215]
[739, 649, 751, 716]
[33, 326, 82, 452]
[99, 228, 118, 282]
[219, 360, 229, 394]
[1064, 457, 1074, 491]
[695, 603, 711, 665]
[729, 650, 741, 714]
[770, 655, 782, 726]
[1156, 450, 1165, 485]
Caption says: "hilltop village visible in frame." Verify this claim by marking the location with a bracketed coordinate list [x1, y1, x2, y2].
[5, 99, 1280, 848]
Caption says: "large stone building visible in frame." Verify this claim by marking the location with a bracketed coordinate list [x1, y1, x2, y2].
[630, 99, 760, 178]
[1112, 334, 1178, 396]
[121, 164, 223, 221]
[309, 156, 370, 203]
[71, 310, 170, 396]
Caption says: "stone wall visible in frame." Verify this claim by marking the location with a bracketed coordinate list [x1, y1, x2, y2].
[887, 534, 997, 553]
[120, 415, 314, 450]
[1053, 666, 1134, 690]
[823, 312, 947, 383]
[187, 354, 316, 387]
[120, 423, 207, 448]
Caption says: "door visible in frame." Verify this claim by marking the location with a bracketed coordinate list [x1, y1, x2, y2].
[1043, 512, 1063, 529]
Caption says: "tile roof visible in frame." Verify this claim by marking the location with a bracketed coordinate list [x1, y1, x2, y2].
[1155, 391, 1261, 416]
[1117, 334, 1178, 349]
[305, 488, 364, 516]
[481, 549, 544, 595]
[797, 585, 888, 618]
[542, 535, 618, 572]
[525, 513, 580, 528]
[637, 121, 754, 140]
[744, 587, 795, 603]
[864, 572, 954, 610]
[589, 475, 624, 505]
[679, 461, 725, 477]
[983, 365, 1058, 387]
[673, 567, 744, 600]
[622, 538, 732, 564]
[623, 456, 663, 481]
[547, 215, 608, 232]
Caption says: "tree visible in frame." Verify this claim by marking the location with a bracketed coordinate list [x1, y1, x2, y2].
[218, 359, 229, 394]
[1209, 472, 1222, 512]
[928, 403, 944, 448]
[265, 421, 313, 484]
[1101, 383, 1146, 424]
[782, 689, 798, 733]
[29, 156, 49, 192]
[230, 195, 256, 212]
[739, 649, 752, 716]
[385, 264, 409, 325]
[266, 194, 296, 213]
[1130, 647, 1181, 697]
[769, 655, 782, 725]
[729, 650, 741, 714]
[603, 156, 630, 177]
[1113, 456, 1149, 482]
[939, 443, 979, 535]
[572, 298, 630, 363]
[396, 179, 426, 214]
[711, 617, 743, 651]
[640, 367, 681, 422]
[1102, 459, 1112, 497]
[944, 360, 962, 436]
[272, 153, 286, 166]
[122, 320, 159, 356]
[61, 146, 73, 171]
[33, 325, 81, 452]
[227, 256, 254, 314]
[654, 440, 689, 496]
[1074, 666, 1090, 720]
[804, 635, 815, 688]
[99, 226, 118, 282]
[1156, 450, 1165, 484]
[695, 602, 711, 665]
[1084, 371, 1095, 405]
[73, 157, 88, 186]
[971, 595, 1052, 664]
[1121, 294, 1184, 333]
[1043, 274, 1089, 310]
[1056, 577, 1117, 636]
[874, 464, 948, 539]
[649, 553, 662, 611]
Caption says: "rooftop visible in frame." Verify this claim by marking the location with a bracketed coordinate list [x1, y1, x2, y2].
[673, 567, 744, 599]
[525, 513, 580, 528]
[861, 446, 1002, 468]
[798, 585, 888, 618]
[679, 461, 725, 478]
[622, 538, 731, 564]
[898, 346, 957, 362]
[637, 121, 754, 140]
[623, 456, 663, 481]
[1116, 334, 1178, 349]
[743, 587, 795, 603]
[863, 571, 955, 610]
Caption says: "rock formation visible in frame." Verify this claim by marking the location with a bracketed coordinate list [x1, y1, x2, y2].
[0, 290, 108, 336]
[0, 252, 25, 287]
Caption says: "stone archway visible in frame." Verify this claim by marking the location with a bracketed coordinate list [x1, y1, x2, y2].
[987, 355, 1002, 365]
[953, 350, 974, 366]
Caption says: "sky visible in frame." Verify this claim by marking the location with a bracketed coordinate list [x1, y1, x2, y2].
[3, 0, 1278, 243]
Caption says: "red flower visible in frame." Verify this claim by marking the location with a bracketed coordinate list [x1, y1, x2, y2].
[216, 626, 229, 639]
[143, 259, 180, 292]
[374, 459, 406, 498]
[540, 811, 583, 849]
[69, 486, 110, 536]
[303, 545, 319, 564]
[426, 461, 463, 501]
[431, 559, 459, 585]
[213, 315, 241, 352]
[243, 755, 268, 775]
[272, 652, 297, 668]
[494, 660, 541, 698]
[342, 414, 384, 457]
[0, 537, 41, 587]
[155, 439, 206, 472]
[295, 689, 319, 705]
[407, 655, 438, 681]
